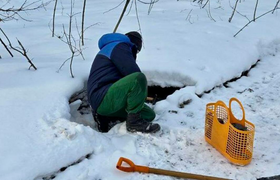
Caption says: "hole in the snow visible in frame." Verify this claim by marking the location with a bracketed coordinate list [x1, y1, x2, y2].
[224, 59, 260, 88]
[147, 86, 181, 104]
[68, 82, 95, 129]
[69, 84, 182, 118]
[68, 84, 183, 131]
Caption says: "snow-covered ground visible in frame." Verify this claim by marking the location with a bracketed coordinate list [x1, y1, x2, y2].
[0, 0, 280, 179]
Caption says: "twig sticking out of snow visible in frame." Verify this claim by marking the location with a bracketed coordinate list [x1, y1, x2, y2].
[234, 7, 280, 37]
[272, 0, 280, 14]
[228, 0, 239, 22]
[0, 28, 37, 70]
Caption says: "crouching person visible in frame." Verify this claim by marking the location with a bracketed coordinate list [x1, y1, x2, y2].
[87, 31, 160, 133]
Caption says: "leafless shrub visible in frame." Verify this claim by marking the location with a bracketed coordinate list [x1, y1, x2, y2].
[234, 7, 280, 37]
[0, 0, 51, 67]
[0, 28, 37, 70]
[55, 0, 87, 78]
[0, 0, 51, 22]
[52, 0, 98, 77]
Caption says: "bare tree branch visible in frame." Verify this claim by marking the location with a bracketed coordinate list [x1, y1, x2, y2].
[113, 0, 130, 33]
[147, 0, 158, 14]
[134, 0, 143, 33]
[57, 57, 71, 72]
[0, 28, 11, 43]
[68, 0, 74, 77]
[197, 0, 204, 5]
[253, 0, 259, 21]
[229, 0, 239, 22]
[56, 0, 86, 78]
[1, 27, 37, 70]
[0, 37, 13, 57]
[103, 0, 125, 14]
[74, 18, 85, 60]
[137, 0, 159, 5]
[202, 0, 210, 8]
[126, 0, 134, 15]
[81, 0, 87, 45]
[205, 0, 216, 22]
[185, 9, 193, 24]
[228, 0, 250, 21]
[15, 39, 37, 70]
[0, 0, 51, 22]
[52, 0, 58, 37]
[273, 0, 280, 14]
[234, 8, 280, 37]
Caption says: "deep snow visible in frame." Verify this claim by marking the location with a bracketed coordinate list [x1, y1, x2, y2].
[0, 0, 280, 180]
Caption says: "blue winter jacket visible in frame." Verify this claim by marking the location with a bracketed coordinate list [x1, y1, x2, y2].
[87, 33, 141, 112]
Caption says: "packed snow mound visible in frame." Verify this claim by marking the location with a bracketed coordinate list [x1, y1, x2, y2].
[136, 0, 280, 94]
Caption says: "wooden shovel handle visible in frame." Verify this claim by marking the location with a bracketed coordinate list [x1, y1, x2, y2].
[149, 167, 230, 180]
[116, 157, 231, 180]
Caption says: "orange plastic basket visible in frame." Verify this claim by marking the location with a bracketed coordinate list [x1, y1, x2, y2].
[205, 98, 255, 166]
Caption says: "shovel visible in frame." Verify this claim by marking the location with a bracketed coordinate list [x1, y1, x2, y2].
[116, 157, 231, 180]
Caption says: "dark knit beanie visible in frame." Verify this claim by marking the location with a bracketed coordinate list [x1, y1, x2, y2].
[125, 31, 142, 52]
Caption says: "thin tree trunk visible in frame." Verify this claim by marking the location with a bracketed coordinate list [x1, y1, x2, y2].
[229, 0, 239, 22]
[253, 0, 259, 21]
[113, 0, 130, 33]
[272, 0, 280, 14]
[81, 0, 87, 46]
[0, 38, 14, 57]
[52, 0, 58, 37]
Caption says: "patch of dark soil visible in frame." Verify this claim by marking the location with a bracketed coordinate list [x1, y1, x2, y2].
[40, 153, 92, 180]
[258, 175, 280, 180]
[197, 59, 260, 97]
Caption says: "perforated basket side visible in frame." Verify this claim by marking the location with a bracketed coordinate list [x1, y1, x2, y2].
[244, 121, 255, 158]
[215, 104, 229, 124]
[205, 104, 214, 140]
[226, 123, 255, 162]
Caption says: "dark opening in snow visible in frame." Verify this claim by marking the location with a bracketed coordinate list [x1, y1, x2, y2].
[146, 86, 181, 104]
[69, 84, 182, 116]
[197, 59, 261, 98]
[258, 175, 280, 180]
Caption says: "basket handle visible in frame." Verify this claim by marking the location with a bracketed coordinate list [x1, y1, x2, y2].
[229, 97, 245, 121]
[216, 100, 227, 106]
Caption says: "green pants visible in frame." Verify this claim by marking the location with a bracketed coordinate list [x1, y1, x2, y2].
[97, 72, 155, 121]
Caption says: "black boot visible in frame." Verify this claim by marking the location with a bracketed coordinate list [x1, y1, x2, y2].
[126, 113, 160, 133]
[93, 112, 110, 132]
[93, 113, 122, 133]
